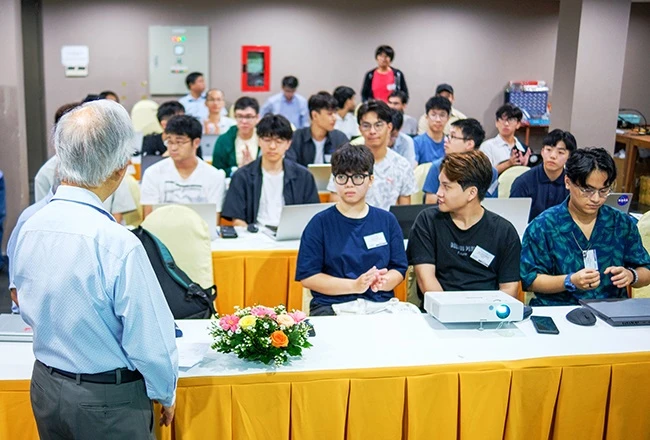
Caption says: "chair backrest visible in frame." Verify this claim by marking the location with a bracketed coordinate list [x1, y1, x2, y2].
[131, 99, 162, 135]
[141, 205, 214, 289]
[121, 174, 143, 227]
[632, 211, 650, 298]
[498, 166, 530, 198]
[412, 162, 433, 205]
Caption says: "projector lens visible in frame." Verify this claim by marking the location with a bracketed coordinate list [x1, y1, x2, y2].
[495, 304, 510, 319]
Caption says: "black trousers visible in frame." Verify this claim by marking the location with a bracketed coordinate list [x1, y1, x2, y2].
[31, 360, 155, 440]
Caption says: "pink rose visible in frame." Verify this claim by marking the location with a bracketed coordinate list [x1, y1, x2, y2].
[250, 306, 277, 319]
[276, 314, 295, 328]
[289, 311, 306, 323]
[219, 314, 240, 332]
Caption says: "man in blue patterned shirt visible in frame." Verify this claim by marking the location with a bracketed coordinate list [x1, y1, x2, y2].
[520, 148, 650, 306]
[13, 100, 178, 438]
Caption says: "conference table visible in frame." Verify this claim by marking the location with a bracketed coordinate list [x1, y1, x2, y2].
[210, 227, 408, 316]
[615, 130, 650, 194]
[1, 307, 650, 439]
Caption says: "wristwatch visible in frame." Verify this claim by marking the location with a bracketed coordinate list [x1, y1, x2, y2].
[564, 273, 577, 292]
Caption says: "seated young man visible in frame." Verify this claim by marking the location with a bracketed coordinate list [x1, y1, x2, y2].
[388, 109, 416, 167]
[423, 118, 497, 204]
[520, 148, 650, 306]
[141, 101, 196, 157]
[296, 144, 408, 316]
[333, 86, 360, 140]
[328, 100, 416, 211]
[286, 92, 348, 166]
[141, 115, 226, 223]
[479, 103, 531, 175]
[510, 129, 576, 221]
[221, 114, 319, 227]
[260, 75, 309, 128]
[407, 150, 521, 298]
[387, 90, 417, 136]
[413, 96, 451, 164]
[417, 83, 467, 135]
[212, 96, 260, 177]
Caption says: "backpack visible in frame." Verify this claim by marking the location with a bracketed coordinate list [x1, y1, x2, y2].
[132, 226, 217, 319]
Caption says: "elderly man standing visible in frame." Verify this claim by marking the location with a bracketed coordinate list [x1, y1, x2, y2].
[12, 100, 178, 439]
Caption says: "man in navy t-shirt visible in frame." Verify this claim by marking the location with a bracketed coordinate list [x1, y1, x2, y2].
[510, 129, 576, 222]
[296, 144, 408, 316]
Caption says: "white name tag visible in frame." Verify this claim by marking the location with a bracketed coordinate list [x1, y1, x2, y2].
[364, 232, 388, 250]
[470, 245, 495, 268]
[583, 249, 598, 270]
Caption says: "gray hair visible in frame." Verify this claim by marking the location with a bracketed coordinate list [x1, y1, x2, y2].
[54, 100, 134, 187]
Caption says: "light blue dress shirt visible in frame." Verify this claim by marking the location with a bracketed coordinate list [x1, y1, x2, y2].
[392, 132, 416, 168]
[13, 186, 178, 406]
[260, 93, 310, 128]
[179, 92, 208, 122]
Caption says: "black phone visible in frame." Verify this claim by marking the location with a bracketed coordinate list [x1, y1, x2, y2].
[531, 315, 559, 335]
[304, 319, 316, 337]
[220, 226, 238, 239]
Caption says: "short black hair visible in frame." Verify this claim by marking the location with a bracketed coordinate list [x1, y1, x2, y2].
[164, 115, 202, 141]
[81, 94, 101, 103]
[496, 103, 523, 121]
[543, 129, 577, 153]
[256, 114, 293, 141]
[566, 148, 617, 189]
[451, 118, 485, 149]
[390, 109, 403, 132]
[333, 86, 355, 109]
[99, 90, 119, 102]
[308, 92, 337, 117]
[185, 72, 203, 88]
[425, 96, 452, 115]
[331, 143, 374, 176]
[357, 99, 392, 125]
[157, 101, 185, 123]
[388, 90, 408, 105]
[234, 96, 260, 114]
[375, 45, 394, 61]
[281, 76, 299, 89]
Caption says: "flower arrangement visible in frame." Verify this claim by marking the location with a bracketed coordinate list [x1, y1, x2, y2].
[210, 305, 313, 366]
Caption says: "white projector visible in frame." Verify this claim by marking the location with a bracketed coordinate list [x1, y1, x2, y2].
[424, 291, 524, 323]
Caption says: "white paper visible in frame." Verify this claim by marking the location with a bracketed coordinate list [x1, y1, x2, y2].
[177, 342, 210, 368]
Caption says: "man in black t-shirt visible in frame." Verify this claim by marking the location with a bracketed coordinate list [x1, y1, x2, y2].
[407, 150, 521, 298]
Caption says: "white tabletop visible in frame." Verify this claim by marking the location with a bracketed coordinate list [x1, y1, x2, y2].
[211, 227, 300, 252]
[3, 307, 650, 381]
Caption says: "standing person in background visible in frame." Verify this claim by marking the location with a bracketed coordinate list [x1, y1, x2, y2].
[260, 76, 310, 128]
[203, 89, 236, 136]
[361, 45, 409, 103]
[179, 72, 208, 122]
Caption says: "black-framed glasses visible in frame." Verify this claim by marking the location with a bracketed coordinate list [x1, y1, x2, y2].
[446, 133, 468, 142]
[498, 116, 519, 124]
[334, 173, 370, 186]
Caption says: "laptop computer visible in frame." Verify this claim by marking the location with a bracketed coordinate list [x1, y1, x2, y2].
[579, 298, 650, 326]
[308, 164, 332, 192]
[152, 203, 218, 240]
[389, 204, 432, 239]
[481, 198, 532, 239]
[0, 314, 33, 342]
[140, 154, 165, 179]
[262, 203, 334, 241]
[200, 135, 218, 160]
[604, 193, 633, 214]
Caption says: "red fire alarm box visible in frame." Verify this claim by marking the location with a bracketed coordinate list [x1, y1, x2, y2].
[241, 46, 270, 92]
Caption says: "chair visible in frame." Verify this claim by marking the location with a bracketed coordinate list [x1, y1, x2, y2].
[498, 166, 530, 198]
[121, 175, 143, 227]
[632, 211, 650, 298]
[141, 205, 214, 291]
[131, 99, 162, 135]
[412, 162, 433, 205]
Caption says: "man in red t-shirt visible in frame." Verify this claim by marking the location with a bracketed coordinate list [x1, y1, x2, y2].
[361, 45, 409, 103]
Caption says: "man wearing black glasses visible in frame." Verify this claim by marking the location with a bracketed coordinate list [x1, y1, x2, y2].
[520, 148, 650, 306]
[327, 100, 416, 210]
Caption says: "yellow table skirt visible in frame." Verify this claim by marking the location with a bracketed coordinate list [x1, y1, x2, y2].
[2, 352, 650, 439]
[212, 250, 407, 316]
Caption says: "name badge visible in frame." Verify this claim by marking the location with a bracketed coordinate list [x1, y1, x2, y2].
[364, 232, 388, 250]
[470, 245, 495, 268]
[387, 83, 397, 91]
[583, 249, 598, 270]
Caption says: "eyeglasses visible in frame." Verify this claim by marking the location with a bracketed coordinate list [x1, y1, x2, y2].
[259, 136, 288, 145]
[359, 121, 386, 132]
[164, 138, 192, 147]
[235, 114, 257, 121]
[498, 116, 519, 125]
[571, 182, 612, 198]
[446, 133, 468, 142]
[334, 173, 370, 186]
[427, 112, 448, 121]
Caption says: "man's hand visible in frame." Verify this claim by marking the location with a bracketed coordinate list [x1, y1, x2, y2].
[604, 266, 634, 288]
[159, 403, 175, 427]
[571, 268, 601, 290]
[242, 146, 254, 165]
[368, 268, 389, 292]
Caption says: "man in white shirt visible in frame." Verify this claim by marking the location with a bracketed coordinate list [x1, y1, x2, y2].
[479, 103, 531, 175]
[221, 114, 319, 227]
[178, 72, 209, 122]
[333, 86, 360, 139]
[141, 115, 226, 223]
[328, 100, 416, 210]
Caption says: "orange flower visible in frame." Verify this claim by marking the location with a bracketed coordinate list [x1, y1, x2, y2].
[270, 330, 289, 348]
